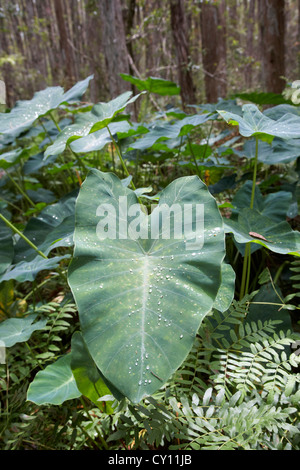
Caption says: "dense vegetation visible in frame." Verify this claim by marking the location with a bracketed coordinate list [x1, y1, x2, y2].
[0, 73, 299, 450]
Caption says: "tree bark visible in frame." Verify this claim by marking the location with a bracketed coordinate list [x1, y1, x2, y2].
[245, 0, 256, 89]
[169, 0, 196, 108]
[98, 0, 130, 98]
[200, 0, 227, 103]
[259, 0, 285, 93]
[53, 0, 75, 88]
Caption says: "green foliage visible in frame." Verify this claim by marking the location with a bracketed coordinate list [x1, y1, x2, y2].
[68, 170, 225, 403]
[0, 76, 299, 450]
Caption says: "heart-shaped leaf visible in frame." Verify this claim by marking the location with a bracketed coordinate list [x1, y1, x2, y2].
[27, 354, 81, 405]
[0, 75, 93, 139]
[231, 181, 293, 223]
[243, 137, 300, 164]
[44, 92, 142, 158]
[218, 103, 300, 139]
[225, 208, 300, 256]
[0, 313, 47, 347]
[129, 113, 215, 151]
[70, 121, 131, 154]
[68, 170, 225, 403]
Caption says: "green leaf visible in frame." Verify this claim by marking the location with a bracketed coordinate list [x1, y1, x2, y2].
[129, 113, 214, 151]
[71, 331, 119, 411]
[234, 91, 293, 106]
[218, 104, 300, 139]
[13, 191, 77, 263]
[70, 121, 131, 154]
[231, 181, 293, 223]
[89, 92, 143, 133]
[213, 263, 236, 313]
[27, 354, 81, 405]
[224, 208, 300, 256]
[44, 91, 142, 158]
[0, 254, 70, 283]
[0, 147, 29, 169]
[247, 283, 293, 333]
[120, 74, 180, 96]
[68, 170, 225, 402]
[243, 138, 300, 164]
[0, 75, 93, 139]
[0, 313, 47, 347]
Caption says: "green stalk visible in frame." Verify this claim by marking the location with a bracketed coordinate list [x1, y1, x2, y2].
[0, 212, 48, 259]
[49, 112, 88, 175]
[106, 125, 134, 188]
[39, 118, 53, 144]
[240, 136, 259, 299]
[187, 136, 201, 178]
[5, 171, 35, 208]
[239, 243, 250, 300]
[250, 136, 259, 210]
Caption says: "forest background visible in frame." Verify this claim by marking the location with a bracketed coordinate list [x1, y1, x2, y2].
[0, 0, 296, 110]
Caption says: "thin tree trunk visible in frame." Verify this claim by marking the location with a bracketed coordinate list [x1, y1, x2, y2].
[53, 0, 75, 87]
[245, 0, 256, 89]
[98, 0, 130, 97]
[200, 1, 227, 103]
[259, 0, 285, 93]
[169, 0, 196, 108]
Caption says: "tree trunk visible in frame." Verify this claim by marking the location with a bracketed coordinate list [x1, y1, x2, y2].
[169, 0, 196, 108]
[259, 0, 285, 93]
[98, 0, 130, 98]
[53, 0, 76, 88]
[245, 0, 256, 89]
[200, 1, 227, 103]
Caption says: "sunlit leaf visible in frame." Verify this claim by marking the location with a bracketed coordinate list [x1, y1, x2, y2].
[27, 354, 81, 405]
[44, 91, 143, 158]
[0, 75, 93, 139]
[120, 74, 180, 96]
[218, 104, 300, 139]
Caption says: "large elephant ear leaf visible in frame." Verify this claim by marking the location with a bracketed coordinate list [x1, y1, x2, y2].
[217, 103, 300, 140]
[68, 170, 225, 403]
[0, 75, 93, 140]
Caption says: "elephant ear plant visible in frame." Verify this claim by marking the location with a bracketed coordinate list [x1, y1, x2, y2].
[26, 169, 227, 406]
[67, 170, 226, 403]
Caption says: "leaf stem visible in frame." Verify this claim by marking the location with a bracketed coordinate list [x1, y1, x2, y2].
[5, 171, 35, 208]
[0, 212, 48, 259]
[106, 125, 135, 188]
[106, 125, 146, 212]
[250, 136, 259, 210]
[240, 136, 259, 299]
[49, 112, 88, 175]
[187, 136, 201, 178]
